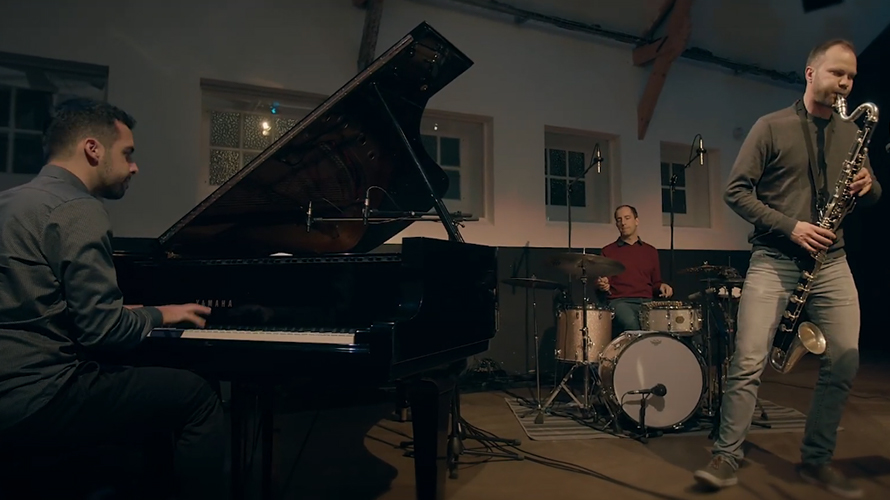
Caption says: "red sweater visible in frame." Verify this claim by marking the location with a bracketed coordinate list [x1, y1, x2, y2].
[600, 238, 662, 299]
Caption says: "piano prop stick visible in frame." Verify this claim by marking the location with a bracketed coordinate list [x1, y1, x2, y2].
[113, 22, 514, 500]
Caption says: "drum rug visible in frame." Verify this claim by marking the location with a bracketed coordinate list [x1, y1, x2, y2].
[504, 397, 842, 440]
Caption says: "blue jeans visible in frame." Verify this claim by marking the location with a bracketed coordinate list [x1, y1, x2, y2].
[712, 249, 860, 469]
[609, 298, 651, 336]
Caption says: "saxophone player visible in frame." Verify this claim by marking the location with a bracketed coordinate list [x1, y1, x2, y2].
[693, 39, 881, 498]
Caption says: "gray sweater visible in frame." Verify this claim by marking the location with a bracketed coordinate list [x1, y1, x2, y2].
[725, 99, 882, 259]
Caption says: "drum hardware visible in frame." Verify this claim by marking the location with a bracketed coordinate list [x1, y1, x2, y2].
[599, 331, 706, 436]
[500, 276, 564, 424]
[537, 253, 623, 433]
[622, 383, 667, 444]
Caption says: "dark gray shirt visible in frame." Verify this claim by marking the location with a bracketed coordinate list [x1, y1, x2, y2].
[725, 99, 882, 259]
[0, 165, 163, 431]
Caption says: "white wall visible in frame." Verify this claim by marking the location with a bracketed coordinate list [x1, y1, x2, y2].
[0, 0, 803, 251]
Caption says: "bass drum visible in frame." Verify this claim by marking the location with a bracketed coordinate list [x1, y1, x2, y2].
[598, 331, 705, 430]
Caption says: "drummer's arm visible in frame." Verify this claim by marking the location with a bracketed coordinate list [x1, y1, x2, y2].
[650, 247, 664, 296]
[597, 248, 614, 297]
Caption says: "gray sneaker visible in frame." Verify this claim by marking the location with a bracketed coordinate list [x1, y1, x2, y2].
[693, 455, 738, 489]
[798, 463, 862, 498]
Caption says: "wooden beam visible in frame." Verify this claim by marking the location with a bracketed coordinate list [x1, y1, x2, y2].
[357, 0, 384, 73]
[642, 0, 677, 40]
[632, 37, 667, 66]
[635, 0, 692, 140]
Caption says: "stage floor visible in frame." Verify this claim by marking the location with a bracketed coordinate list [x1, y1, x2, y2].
[265, 353, 890, 500]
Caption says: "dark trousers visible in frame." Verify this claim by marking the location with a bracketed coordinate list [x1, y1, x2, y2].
[0, 362, 226, 499]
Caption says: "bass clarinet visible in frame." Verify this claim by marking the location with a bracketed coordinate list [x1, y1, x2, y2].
[768, 94, 879, 373]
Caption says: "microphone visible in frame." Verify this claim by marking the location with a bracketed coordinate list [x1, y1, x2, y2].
[305, 201, 313, 232]
[592, 143, 604, 173]
[697, 136, 706, 165]
[362, 191, 370, 226]
[626, 383, 667, 397]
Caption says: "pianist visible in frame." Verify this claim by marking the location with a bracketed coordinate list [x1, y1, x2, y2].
[0, 98, 224, 498]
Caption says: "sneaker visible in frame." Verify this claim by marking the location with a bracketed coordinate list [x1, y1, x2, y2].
[798, 463, 862, 499]
[693, 455, 738, 489]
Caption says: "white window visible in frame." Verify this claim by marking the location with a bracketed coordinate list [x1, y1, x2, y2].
[200, 79, 323, 199]
[660, 141, 711, 228]
[419, 112, 489, 220]
[0, 52, 108, 177]
[544, 127, 616, 224]
[201, 80, 491, 220]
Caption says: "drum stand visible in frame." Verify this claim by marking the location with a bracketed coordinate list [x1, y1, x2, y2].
[538, 264, 621, 434]
[521, 281, 551, 424]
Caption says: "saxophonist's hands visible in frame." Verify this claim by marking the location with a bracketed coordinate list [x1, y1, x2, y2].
[848, 168, 874, 197]
[791, 222, 836, 254]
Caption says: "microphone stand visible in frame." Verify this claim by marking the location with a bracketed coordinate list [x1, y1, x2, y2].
[563, 144, 602, 417]
[668, 134, 705, 284]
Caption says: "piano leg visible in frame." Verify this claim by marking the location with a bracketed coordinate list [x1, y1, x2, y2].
[406, 365, 461, 500]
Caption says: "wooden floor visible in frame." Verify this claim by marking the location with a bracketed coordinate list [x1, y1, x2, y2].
[265, 353, 890, 500]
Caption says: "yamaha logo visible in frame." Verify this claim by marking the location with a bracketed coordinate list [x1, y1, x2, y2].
[196, 299, 233, 308]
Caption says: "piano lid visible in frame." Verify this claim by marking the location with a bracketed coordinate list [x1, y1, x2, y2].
[158, 22, 473, 258]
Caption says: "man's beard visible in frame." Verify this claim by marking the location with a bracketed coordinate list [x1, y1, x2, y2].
[100, 180, 128, 200]
[97, 160, 129, 200]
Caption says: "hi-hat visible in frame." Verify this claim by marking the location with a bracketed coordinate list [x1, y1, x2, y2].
[501, 277, 564, 290]
[549, 252, 625, 277]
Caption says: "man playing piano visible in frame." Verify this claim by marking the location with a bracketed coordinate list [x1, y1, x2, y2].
[0, 98, 225, 499]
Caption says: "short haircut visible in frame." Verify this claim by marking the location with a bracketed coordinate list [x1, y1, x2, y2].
[43, 97, 137, 161]
[614, 204, 638, 219]
[806, 38, 855, 67]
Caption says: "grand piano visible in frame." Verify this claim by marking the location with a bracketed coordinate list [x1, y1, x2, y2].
[112, 22, 498, 500]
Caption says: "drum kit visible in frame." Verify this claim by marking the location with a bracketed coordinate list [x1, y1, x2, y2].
[503, 257, 759, 443]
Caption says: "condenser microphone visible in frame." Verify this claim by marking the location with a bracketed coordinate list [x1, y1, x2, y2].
[362, 192, 370, 226]
[698, 136, 706, 165]
[593, 143, 604, 173]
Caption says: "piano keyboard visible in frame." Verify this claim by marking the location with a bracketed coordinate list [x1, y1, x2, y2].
[148, 327, 357, 345]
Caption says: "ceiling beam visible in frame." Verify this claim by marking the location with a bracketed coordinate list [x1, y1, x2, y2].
[641, 0, 677, 41]
[634, 0, 693, 140]
[355, 0, 384, 73]
[410, 0, 805, 87]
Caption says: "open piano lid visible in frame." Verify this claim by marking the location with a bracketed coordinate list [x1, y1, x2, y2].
[158, 22, 472, 258]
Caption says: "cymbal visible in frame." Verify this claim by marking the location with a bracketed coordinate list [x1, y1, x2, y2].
[549, 252, 625, 277]
[501, 277, 564, 290]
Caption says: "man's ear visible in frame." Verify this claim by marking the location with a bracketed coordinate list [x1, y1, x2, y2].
[83, 138, 102, 166]
[805, 66, 815, 83]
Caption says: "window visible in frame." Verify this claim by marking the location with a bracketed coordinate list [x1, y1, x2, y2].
[544, 127, 616, 224]
[660, 141, 711, 228]
[200, 79, 325, 198]
[0, 52, 108, 177]
[201, 80, 491, 220]
[419, 112, 489, 219]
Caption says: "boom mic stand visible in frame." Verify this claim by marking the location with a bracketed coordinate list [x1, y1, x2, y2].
[565, 144, 603, 416]
[668, 134, 706, 284]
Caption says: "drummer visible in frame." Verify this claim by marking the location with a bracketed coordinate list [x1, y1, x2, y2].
[596, 205, 673, 335]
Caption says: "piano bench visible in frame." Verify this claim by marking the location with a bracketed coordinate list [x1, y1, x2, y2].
[0, 444, 164, 500]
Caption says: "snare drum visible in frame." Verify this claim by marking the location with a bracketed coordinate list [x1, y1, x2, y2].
[639, 301, 702, 336]
[555, 304, 613, 363]
[598, 331, 706, 429]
